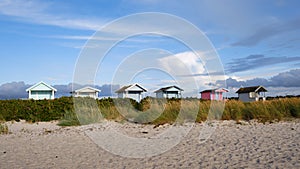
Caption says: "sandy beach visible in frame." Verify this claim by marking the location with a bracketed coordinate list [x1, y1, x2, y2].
[0, 120, 299, 169]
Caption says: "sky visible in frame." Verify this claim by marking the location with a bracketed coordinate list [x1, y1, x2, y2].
[0, 0, 300, 98]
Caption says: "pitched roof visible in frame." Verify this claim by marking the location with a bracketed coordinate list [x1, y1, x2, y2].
[115, 83, 147, 93]
[154, 85, 183, 93]
[74, 86, 101, 93]
[236, 86, 267, 93]
[200, 88, 229, 93]
[26, 81, 57, 92]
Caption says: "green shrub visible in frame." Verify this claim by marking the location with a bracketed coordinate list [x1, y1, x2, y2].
[0, 97, 73, 122]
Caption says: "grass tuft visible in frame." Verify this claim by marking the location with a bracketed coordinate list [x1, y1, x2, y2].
[0, 123, 8, 134]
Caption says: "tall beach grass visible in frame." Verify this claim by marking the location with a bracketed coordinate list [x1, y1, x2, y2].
[0, 97, 299, 126]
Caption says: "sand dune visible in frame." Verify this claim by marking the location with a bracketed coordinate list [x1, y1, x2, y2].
[0, 120, 299, 168]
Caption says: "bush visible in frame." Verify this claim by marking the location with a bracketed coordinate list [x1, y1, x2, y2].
[0, 97, 73, 122]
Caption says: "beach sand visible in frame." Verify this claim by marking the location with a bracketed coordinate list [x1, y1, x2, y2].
[0, 120, 299, 168]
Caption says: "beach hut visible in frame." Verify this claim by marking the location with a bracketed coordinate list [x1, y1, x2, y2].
[115, 83, 147, 102]
[154, 85, 183, 99]
[26, 81, 57, 100]
[236, 86, 267, 102]
[71, 86, 101, 99]
[200, 88, 228, 100]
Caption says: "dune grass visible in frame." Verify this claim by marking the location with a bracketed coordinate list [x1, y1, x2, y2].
[58, 97, 300, 125]
[0, 97, 299, 126]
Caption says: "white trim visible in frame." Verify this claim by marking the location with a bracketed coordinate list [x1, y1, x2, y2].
[125, 83, 147, 92]
[74, 86, 101, 93]
[26, 81, 57, 92]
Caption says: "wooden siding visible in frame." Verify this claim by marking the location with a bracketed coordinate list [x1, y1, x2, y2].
[201, 91, 211, 100]
[31, 91, 53, 100]
[201, 91, 224, 100]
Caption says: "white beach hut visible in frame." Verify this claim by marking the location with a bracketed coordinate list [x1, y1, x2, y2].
[71, 86, 101, 99]
[115, 83, 147, 102]
[236, 86, 267, 102]
[154, 85, 183, 99]
[26, 81, 57, 100]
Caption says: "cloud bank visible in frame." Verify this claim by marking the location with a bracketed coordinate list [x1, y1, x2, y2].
[214, 69, 300, 88]
[0, 81, 30, 99]
[232, 18, 300, 47]
[1, 69, 299, 99]
[226, 54, 300, 73]
[0, 82, 119, 100]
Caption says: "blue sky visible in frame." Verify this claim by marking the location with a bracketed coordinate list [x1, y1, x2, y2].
[0, 0, 300, 97]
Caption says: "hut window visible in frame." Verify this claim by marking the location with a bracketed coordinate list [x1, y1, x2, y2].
[249, 92, 256, 98]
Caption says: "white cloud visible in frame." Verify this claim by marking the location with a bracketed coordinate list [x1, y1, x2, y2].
[49, 34, 167, 43]
[0, 0, 46, 17]
[50, 35, 117, 41]
[0, 0, 104, 30]
[158, 51, 205, 75]
[158, 51, 215, 95]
